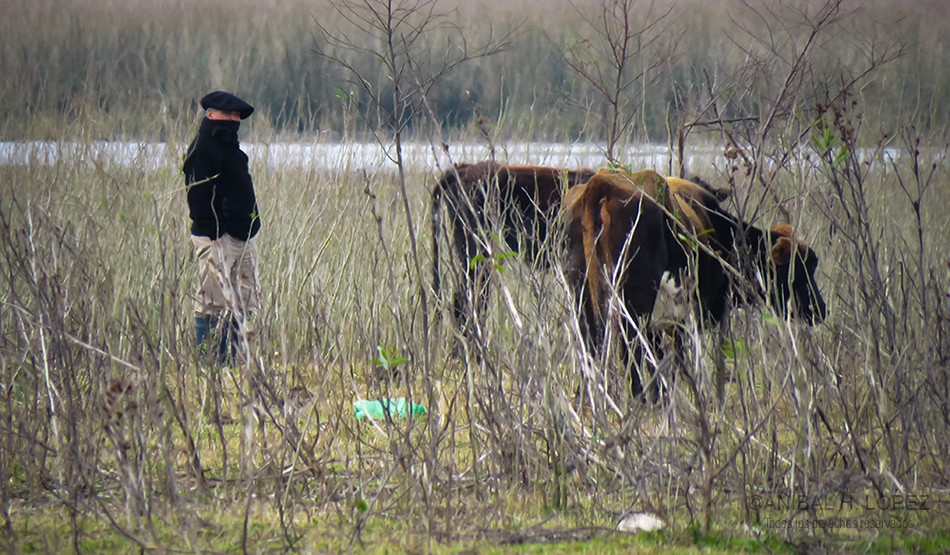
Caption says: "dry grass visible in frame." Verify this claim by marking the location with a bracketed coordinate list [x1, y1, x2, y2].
[1, 0, 949, 552]
[1, 129, 947, 551]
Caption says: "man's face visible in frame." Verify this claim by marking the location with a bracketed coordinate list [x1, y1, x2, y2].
[206, 108, 241, 121]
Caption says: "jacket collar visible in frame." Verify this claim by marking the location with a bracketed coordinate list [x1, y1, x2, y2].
[200, 117, 240, 145]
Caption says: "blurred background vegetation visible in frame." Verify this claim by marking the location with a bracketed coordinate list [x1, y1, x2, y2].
[2, 0, 947, 142]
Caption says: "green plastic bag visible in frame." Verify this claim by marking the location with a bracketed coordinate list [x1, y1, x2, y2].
[353, 398, 427, 420]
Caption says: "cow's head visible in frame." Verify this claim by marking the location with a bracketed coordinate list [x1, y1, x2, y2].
[764, 225, 827, 324]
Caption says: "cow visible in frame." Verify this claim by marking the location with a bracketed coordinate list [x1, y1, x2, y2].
[431, 161, 596, 336]
[562, 167, 827, 398]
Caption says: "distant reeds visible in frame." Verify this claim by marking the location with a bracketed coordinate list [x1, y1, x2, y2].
[1, 0, 946, 141]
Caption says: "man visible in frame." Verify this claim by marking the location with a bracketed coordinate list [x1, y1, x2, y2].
[183, 91, 261, 362]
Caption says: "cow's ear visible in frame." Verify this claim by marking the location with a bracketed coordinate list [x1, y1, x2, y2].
[770, 237, 793, 266]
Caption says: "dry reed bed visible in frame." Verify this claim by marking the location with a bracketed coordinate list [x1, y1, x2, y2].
[1, 132, 947, 551]
[1, 0, 947, 140]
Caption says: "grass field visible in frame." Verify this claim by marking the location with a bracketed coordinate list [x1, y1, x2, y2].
[2, 134, 947, 552]
[1, 0, 949, 553]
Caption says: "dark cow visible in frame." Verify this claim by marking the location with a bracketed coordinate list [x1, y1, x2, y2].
[563, 168, 826, 397]
[431, 161, 596, 333]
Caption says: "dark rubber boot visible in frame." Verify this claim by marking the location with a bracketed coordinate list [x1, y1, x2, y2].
[218, 317, 238, 365]
[195, 315, 213, 347]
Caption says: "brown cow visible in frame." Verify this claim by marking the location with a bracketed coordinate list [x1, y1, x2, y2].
[431, 161, 596, 335]
[563, 168, 826, 398]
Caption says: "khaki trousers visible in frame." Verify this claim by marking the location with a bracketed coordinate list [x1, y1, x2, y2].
[191, 234, 261, 336]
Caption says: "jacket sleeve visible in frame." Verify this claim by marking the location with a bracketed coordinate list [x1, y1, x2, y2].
[184, 143, 221, 186]
[219, 150, 261, 240]
[184, 142, 226, 239]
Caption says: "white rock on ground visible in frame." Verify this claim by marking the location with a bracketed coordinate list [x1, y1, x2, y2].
[616, 512, 666, 533]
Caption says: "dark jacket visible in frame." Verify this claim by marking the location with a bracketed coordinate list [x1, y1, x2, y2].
[183, 118, 261, 240]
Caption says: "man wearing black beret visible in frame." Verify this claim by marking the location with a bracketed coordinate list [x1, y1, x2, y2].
[183, 91, 261, 362]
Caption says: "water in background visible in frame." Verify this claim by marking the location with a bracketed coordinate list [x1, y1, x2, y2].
[0, 140, 727, 175]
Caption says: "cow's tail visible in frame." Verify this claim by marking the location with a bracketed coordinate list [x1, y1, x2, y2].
[430, 170, 450, 300]
[581, 180, 611, 328]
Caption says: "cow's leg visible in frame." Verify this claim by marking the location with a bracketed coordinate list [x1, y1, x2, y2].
[660, 324, 688, 404]
[564, 238, 608, 405]
[644, 270, 696, 403]
[619, 319, 665, 402]
[617, 286, 667, 403]
[449, 204, 492, 357]
[451, 276, 471, 335]
[619, 321, 647, 398]
[618, 234, 668, 403]
[450, 269, 476, 359]
[453, 263, 491, 333]
[712, 307, 731, 403]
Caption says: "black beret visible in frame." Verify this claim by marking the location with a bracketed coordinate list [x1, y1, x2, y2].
[200, 91, 254, 119]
